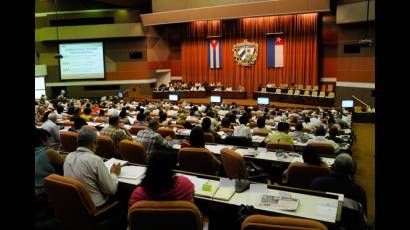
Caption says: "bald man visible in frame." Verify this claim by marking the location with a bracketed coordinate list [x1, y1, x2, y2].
[41, 112, 60, 143]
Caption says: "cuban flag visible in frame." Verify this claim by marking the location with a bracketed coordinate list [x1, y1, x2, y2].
[208, 38, 222, 68]
[267, 35, 284, 68]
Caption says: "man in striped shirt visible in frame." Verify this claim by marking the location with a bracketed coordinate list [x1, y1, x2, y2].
[135, 120, 173, 156]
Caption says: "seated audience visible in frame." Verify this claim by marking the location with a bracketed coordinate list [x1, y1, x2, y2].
[265, 122, 293, 145]
[80, 107, 93, 122]
[307, 125, 339, 152]
[158, 112, 170, 127]
[41, 112, 60, 143]
[135, 112, 147, 126]
[233, 115, 252, 139]
[176, 113, 194, 129]
[64, 127, 121, 207]
[289, 122, 312, 143]
[35, 128, 66, 193]
[310, 153, 367, 229]
[135, 120, 173, 156]
[202, 117, 221, 143]
[327, 126, 345, 143]
[253, 116, 272, 133]
[100, 115, 133, 149]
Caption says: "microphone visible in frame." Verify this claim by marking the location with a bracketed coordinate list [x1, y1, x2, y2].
[54, 54, 63, 59]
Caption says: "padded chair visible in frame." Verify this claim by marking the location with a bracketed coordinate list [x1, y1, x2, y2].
[293, 89, 301, 96]
[303, 90, 311, 96]
[44, 174, 124, 230]
[248, 121, 257, 129]
[296, 84, 304, 89]
[302, 127, 312, 133]
[271, 83, 276, 88]
[170, 124, 185, 130]
[275, 88, 281, 94]
[204, 132, 216, 143]
[94, 117, 107, 123]
[327, 84, 334, 92]
[308, 143, 336, 157]
[313, 85, 319, 91]
[224, 136, 252, 147]
[157, 127, 176, 139]
[266, 142, 294, 152]
[311, 91, 318, 97]
[305, 85, 312, 90]
[287, 89, 294, 95]
[95, 135, 118, 159]
[219, 127, 234, 133]
[241, 214, 328, 230]
[129, 126, 147, 135]
[178, 147, 221, 175]
[128, 201, 202, 230]
[118, 140, 147, 164]
[283, 162, 331, 189]
[318, 91, 326, 98]
[320, 85, 326, 92]
[328, 92, 335, 98]
[252, 130, 269, 137]
[220, 148, 269, 182]
[60, 131, 79, 152]
[61, 121, 74, 127]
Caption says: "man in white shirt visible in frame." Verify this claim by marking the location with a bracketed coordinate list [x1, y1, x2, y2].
[307, 126, 339, 152]
[41, 112, 60, 143]
[64, 127, 121, 207]
[233, 115, 252, 139]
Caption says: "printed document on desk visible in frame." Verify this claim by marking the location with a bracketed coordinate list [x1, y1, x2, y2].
[104, 158, 128, 169]
[118, 166, 146, 179]
[257, 195, 300, 211]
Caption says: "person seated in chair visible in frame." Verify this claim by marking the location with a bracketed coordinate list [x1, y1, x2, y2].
[233, 115, 252, 139]
[289, 122, 313, 143]
[307, 125, 339, 152]
[310, 153, 368, 230]
[128, 150, 194, 206]
[202, 117, 221, 143]
[253, 116, 272, 134]
[35, 128, 66, 193]
[100, 115, 133, 150]
[41, 112, 60, 144]
[265, 122, 293, 145]
[135, 120, 173, 156]
[64, 127, 122, 207]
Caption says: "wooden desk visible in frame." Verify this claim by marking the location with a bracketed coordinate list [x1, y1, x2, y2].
[253, 91, 335, 107]
[153, 90, 208, 99]
[212, 90, 247, 99]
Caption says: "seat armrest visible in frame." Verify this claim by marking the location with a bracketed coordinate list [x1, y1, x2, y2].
[94, 200, 120, 218]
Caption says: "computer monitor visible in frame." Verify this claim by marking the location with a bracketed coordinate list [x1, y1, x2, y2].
[341, 100, 354, 108]
[117, 92, 123, 98]
[210, 95, 222, 103]
[169, 94, 179, 102]
[257, 97, 270, 105]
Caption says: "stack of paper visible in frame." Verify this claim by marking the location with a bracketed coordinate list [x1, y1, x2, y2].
[118, 166, 146, 179]
[257, 195, 300, 211]
[104, 158, 128, 169]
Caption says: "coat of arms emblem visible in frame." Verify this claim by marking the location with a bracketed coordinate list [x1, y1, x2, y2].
[233, 39, 258, 67]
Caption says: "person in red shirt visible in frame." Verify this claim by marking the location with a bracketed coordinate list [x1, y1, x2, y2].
[128, 150, 194, 206]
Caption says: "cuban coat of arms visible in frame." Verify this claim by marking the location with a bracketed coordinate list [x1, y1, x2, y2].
[232, 39, 258, 67]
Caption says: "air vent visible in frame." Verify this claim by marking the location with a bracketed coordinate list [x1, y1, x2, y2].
[50, 17, 115, 27]
[84, 85, 120, 91]
[344, 44, 360, 54]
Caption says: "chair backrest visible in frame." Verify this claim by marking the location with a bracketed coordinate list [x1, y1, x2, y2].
[241, 214, 328, 230]
[305, 85, 312, 90]
[128, 200, 202, 230]
[293, 89, 300, 96]
[297, 84, 304, 89]
[248, 121, 257, 129]
[320, 85, 326, 92]
[327, 84, 334, 92]
[44, 174, 99, 230]
[219, 127, 234, 133]
[60, 131, 79, 152]
[266, 142, 294, 152]
[303, 90, 311, 96]
[95, 135, 117, 159]
[275, 88, 281, 94]
[271, 83, 276, 88]
[319, 91, 326, 97]
[308, 143, 336, 156]
[129, 125, 147, 135]
[311, 91, 318, 97]
[178, 147, 219, 175]
[94, 117, 106, 123]
[61, 121, 74, 127]
[253, 130, 269, 137]
[119, 140, 147, 164]
[204, 132, 215, 143]
[287, 89, 294, 95]
[328, 92, 335, 98]
[261, 87, 267, 93]
[312, 85, 319, 91]
[220, 148, 249, 179]
[224, 136, 252, 147]
[285, 163, 331, 189]
[157, 127, 176, 138]
[170, 124, 185, 129]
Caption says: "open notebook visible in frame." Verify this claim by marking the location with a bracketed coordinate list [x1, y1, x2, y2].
[104, 158, 146, 179]
[180, 174, 236, 201]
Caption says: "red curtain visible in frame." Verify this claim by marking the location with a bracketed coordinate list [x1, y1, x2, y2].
[181, 14, 318, 96]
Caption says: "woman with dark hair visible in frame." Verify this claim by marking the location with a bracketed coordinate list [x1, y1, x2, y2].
[254, 116, 272, 133]
[128, 150, 194, 206]
[189, 126, 205, 148]
[159, 112, 169, 127]
[80, 107, 93, 121]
